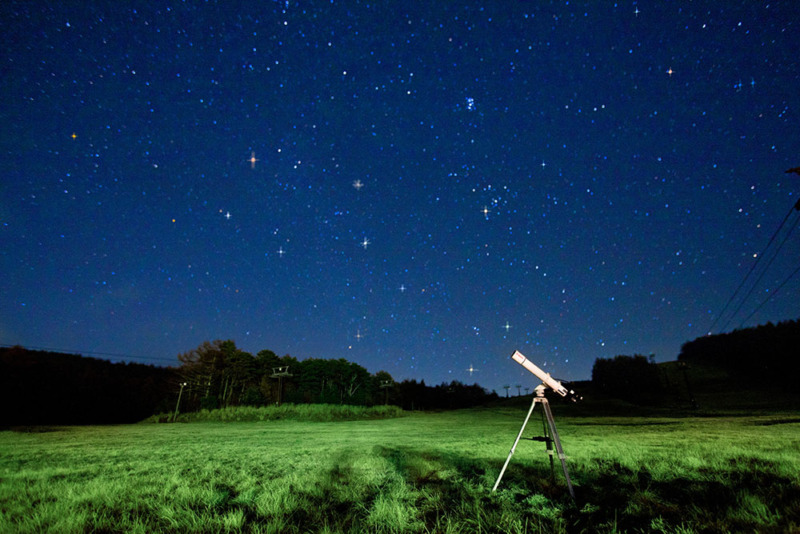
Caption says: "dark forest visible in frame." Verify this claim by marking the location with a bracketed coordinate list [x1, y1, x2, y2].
[2, 319, 797, 425]
[0, 341, 495, 426]
[678, 319, 799, 386]
[0, 346, 176, 426]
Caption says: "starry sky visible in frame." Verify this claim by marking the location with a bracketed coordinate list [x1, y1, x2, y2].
[2, 1, 799, 395]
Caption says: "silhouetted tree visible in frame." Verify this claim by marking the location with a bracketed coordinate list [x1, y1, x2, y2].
[372, 371, 395, 405]
[592, 354, 664, 405]
[221, 347, 256, 407]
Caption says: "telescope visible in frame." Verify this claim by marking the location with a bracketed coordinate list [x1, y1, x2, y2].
[493, 350, 579, 497]
[511, 350, 578, 401]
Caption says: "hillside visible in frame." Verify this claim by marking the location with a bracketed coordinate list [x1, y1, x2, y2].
[0, 346, 178, 426]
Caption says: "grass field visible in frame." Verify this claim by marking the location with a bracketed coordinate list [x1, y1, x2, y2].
[1, 405, 799, 533]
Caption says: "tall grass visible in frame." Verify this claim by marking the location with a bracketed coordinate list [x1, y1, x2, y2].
[1, 409, 799, 532]
[145, 403, 406, 423]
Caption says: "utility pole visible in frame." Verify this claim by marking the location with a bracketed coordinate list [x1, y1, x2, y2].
[172, 382, 187, 422]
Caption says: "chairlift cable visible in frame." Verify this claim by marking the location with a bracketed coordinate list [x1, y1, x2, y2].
[738, 262, 800, 329]
[708, 200, 799, 334]
[719, 209, 800, 332]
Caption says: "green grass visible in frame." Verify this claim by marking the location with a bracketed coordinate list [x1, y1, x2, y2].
[1, 407, 799, 533]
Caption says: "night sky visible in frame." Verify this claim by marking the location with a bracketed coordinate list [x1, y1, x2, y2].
[2, 1, 799, 395]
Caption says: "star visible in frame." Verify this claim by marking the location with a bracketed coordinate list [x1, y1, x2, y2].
[481, 206, 490, 218]
[71, 132, 77, 139]
[466, 364, 478, 376]
[399, 284, 407, 292]
[225, 211, 231, 220]
[355, 329, 364, 341]
[360, 237, 370, 249]
[502, 321, 511, 332]
[352, 179, 364, 190]
[248, 151, 259, 169]
[667, 67, 674, 76]
[277, 246, 286, 257]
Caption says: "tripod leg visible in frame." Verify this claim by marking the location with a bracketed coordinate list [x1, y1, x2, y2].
[541, 407, 555, 479]
[542, 401, 576, 501]
[492, 398, 538, 492]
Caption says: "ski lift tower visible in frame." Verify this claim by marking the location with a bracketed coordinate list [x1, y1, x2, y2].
[380, 380, 393, 405]
[271, 366, 293, 406]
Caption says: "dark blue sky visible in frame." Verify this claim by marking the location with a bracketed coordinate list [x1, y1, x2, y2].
[2, 1, 798, 394]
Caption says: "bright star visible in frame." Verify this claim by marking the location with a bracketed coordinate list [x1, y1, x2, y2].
[248, 151, 259, 169]
[277, 246, 285, 257]
[225, 211, 231, 220]
[502, 321, 511, 332]
[352, 179, 364, 190]
[361, 237, 370, 249]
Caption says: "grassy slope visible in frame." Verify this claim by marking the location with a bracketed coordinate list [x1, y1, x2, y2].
[1, 407, 799, 533]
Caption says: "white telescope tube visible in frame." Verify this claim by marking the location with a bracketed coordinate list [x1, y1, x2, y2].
[511, 350, 569, 397]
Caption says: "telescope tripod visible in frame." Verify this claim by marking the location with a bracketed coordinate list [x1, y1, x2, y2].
[492, 386, 575, 500]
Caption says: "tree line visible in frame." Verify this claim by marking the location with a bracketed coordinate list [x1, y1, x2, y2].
[7, 319, 793, 424]
[0, 346, 175, 426]
[1, 341, 497, 426]
[591, 319, 800, 406]
[175, 339, 496, 412]
[678, 319, 799, 387]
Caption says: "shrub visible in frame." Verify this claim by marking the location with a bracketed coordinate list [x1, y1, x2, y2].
[199, 395, 219, 410]
[144, 403, 406, 423]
